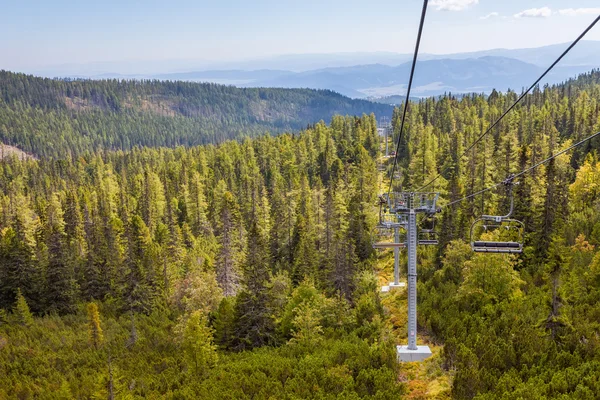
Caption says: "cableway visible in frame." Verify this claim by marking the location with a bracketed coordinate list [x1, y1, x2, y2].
[375, 4, 600, 364]
[387, 0, 428, 195]
[415, 14, 600, 193]
[444, 130, 600, 209]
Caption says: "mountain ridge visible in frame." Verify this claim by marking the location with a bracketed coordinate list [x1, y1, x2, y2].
[169, 56, 592, 99]
[28, 40, 600, 77]
[31, 40, 600, 100]
[0, 70, 392, 158]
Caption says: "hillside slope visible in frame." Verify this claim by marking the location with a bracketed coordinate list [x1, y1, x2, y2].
[0, 70, 392, 157]
[3, 70, 600, 399]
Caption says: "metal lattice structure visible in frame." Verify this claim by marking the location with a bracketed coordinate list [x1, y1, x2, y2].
[377, 116, 391, 158]
[374, 191, 440, 362]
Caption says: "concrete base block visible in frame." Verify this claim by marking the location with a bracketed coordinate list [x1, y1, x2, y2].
[388, 282, 406, 290]
[397, 345, 432, 362]
[381, 282, 405, 293]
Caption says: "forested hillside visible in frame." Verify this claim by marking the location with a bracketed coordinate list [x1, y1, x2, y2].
[2, 70, 600, 398]
[0, 70, 392, 158]
[0, 115, 403, 398]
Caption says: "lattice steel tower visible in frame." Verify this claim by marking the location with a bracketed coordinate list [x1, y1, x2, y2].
[377, 116, 391, 157]
[377, 191, 439, 362]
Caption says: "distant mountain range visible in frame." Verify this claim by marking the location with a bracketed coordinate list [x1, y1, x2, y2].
[148, 56, 595, 100]
[27, 41, 600, 101]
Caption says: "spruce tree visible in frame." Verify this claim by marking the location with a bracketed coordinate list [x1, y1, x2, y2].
[122, 215, 155, 314]
[45, 194, 78, 314]
[233, 218, 275, 350]
[214, 184, 241, 297]
[87, 302, 104, 349]
[13, 288, 34, 327]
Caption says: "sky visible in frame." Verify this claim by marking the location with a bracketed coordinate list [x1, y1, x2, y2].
[1, 0, 599, 72]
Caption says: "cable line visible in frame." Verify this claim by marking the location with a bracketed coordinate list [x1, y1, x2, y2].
[417, 14, 600, 192]
[444, 130, 600, 209]
[387, 0, 428, 194]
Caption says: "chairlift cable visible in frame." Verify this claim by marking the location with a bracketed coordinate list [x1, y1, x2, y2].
[444, 130, 600, 209]
[417, 14, 600, 192]
[387, 0, 429, 194]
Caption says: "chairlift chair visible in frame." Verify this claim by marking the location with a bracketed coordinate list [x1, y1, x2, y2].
[378, 212, 407, 229]
[415, 193, 440, 215]
[372, 226, 406, 250]
[470, 176, 524, 254]
[418, 216, 439, 246]
[385, 192, 410, 213]
[418, 234, 438, 246]
[470, 219, 524, 253]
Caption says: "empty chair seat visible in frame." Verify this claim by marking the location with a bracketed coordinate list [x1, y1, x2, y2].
[473, 241, 520, 248]
[469, 180, 525, 255]
[472, 241, 522, 253]
[373, 242, 406, 249]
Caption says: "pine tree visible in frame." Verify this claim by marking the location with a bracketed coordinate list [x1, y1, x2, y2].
[291, 214, 318, 283]
[175, 311, 218, 375]
[13, 288, 33, 327]
[122, 215, 155, 314]
[214, 183, 242, 297]
[268, 167, 290, 269]
[329, 180, 357, 300]
[64, 189, 87, 287]
[291, 176, 319, 282]
[0, 206, 41, 311]
[233, 215, 275, 350]
[87, 302, 104, 349]
[289, 302, 323, 350]
[126, 312, 138, 348]
[64, 190, 87, 260]
[213, 297, 235, 349]
[186, 171, 212, 237]
[45, 194, 78, 314]
[140, 170, 166, 233]
[349, 145, 377, 261]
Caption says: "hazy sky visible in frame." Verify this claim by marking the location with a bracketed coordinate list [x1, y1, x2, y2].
[1, 0, 600, 71]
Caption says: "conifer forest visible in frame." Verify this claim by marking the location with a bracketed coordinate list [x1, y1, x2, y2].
[2, 69, 600, 399]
